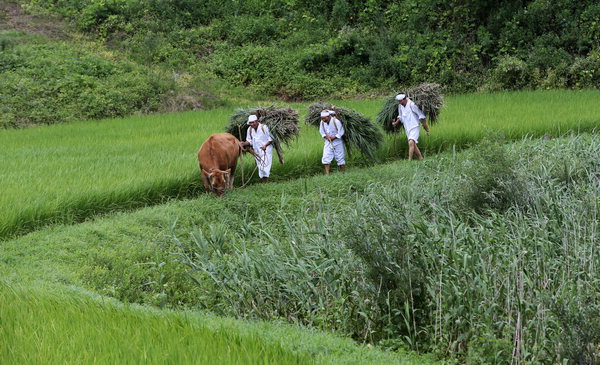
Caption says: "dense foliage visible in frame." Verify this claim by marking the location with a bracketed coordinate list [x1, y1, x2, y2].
[20, 0, 600, 96]
[1, 0, 597, 126]
[0, 31, 168, 127]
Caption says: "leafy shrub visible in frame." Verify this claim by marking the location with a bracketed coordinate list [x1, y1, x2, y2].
[466, 335, 513, 365]
[567, 53, 600, 88]
[491, 55, 528, 90]
[0, 40, 168, 127]
[225, 14, 286, 46]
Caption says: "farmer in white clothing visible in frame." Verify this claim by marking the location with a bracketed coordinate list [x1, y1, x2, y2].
[392, 93, 430, 160]
[319, 110, 345, 175]
[241, 114, 273, 183]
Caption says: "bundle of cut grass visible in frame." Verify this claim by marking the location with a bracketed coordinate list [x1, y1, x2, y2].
[306, 102, 383, 160]
[377, 83, 444, 133]
[226, 106, 300, 164]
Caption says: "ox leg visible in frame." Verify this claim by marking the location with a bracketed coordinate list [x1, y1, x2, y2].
[201, 173, 211, 192]
[229, 167, 236, 189]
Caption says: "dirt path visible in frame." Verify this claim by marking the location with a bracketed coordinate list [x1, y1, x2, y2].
[0, 2, 71, 39]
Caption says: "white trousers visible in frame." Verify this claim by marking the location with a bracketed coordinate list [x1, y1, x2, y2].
[254, 145, 273, 178]
[406, 126, 420, 144]
[322, 140, 345, 165]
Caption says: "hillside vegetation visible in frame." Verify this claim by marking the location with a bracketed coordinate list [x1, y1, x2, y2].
[1, 0, 599, 126]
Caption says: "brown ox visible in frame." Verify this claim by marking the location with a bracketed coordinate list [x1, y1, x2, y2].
[198, 133, 242, 197]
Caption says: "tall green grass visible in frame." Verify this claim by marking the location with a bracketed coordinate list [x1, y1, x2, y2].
[170, 134, 600, 363]
[1, 90, 598, 239]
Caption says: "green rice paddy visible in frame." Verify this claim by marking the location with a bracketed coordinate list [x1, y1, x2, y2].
[1, 90, 598, 239]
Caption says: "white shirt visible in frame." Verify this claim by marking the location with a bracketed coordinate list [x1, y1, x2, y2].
[246, 123, 273, 150]
[398, 99, 426, 131]
[319, 117, 344, 140]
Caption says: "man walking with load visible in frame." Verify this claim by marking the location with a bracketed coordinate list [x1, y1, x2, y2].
[392, 93, 430, 161]
[319, 110, 346, 175]
[241, 114, 273, 183]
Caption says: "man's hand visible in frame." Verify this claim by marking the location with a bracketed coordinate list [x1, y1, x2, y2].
[261, 144, 267, 151]
[422, 119, 430, 136]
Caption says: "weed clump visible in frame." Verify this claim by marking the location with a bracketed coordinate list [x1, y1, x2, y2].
[458, 139, 530, 213]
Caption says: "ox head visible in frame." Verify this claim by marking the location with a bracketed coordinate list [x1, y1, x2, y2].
[202, 168, 231, 197]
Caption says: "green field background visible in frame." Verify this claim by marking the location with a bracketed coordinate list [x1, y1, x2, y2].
[1, 90, 598, 238]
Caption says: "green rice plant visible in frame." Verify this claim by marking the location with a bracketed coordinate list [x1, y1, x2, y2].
[0, 280, 433, 364]
[0, 90, 598, 239]
[305, 102, 383, 159]
[0, 281, 311, 365]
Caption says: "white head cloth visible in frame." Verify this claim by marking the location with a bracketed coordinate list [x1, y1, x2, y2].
[320, 110, 330, 117]
[328, 109, 336, 115]
[247, 114, 258, 124]
[395, 93, 406, 101]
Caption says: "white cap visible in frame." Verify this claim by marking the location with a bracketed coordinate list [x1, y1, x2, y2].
[395, 93, 406, 101]
[247, 115, 258, 124]
[328, 109, 336, 115]
[320, 110, 330, 117]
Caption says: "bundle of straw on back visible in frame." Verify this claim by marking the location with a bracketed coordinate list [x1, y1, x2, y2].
[376, 82, 444, 133]
[306, 102, 383, 160]
[226, 106, 300, 164]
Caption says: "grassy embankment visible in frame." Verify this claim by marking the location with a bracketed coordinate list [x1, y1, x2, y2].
[1, 89, 598, 240]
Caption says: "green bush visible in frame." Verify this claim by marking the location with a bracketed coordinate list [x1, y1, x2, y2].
[490, 55, 528, 91]
[0, 40, 168, 127]
[466, 335, 512, 365]
[567, 53, 600, 88]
